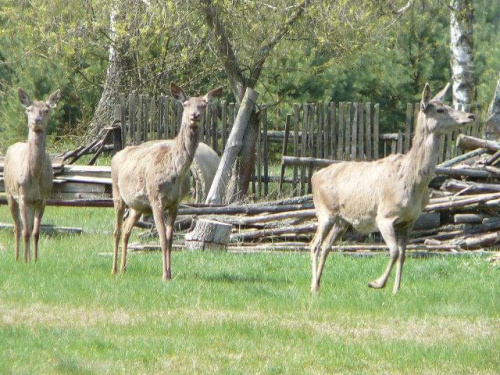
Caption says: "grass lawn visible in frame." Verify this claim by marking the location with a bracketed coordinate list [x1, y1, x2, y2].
[0, 205, 499, 374]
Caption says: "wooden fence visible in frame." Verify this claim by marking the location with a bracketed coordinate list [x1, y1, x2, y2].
[115, 94, 483, 199]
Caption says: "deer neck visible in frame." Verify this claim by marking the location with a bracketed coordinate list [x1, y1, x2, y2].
[26, 129, 48, 176]
[170, 120, 200, 177]
[404, 115, 440, 188]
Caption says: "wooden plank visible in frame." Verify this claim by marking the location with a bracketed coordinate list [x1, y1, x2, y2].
[344, 102, 352, 160]
[337, 102, 344, 160]
[211, 102, 218, 152]
[358, 102, 364, 160]
[324, 102, 330, 158]
[309, 103, 316, 157]
[262, 105, 269, 197]
[329, 102, 337, 159]
[292, 103, 300, 193]
[351, 103, 358, 159]
[279, 114, 292, 194]
[221, 100, 227, 150]
[52, 182, 108, 194]
[300, 103, 309, 195]
[119, 93, 127, 146]
[373, 103, 380, 159]
[128, 93, 136, 145]
[365, 102, 372, 160]
[317, 102, 323, 158]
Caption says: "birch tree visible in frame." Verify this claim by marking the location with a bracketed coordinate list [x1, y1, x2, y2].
[450, 0, 475, 111]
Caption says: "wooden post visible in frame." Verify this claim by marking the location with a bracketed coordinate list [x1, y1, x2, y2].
[365, 102, 372, 160]
[129, 93, 136, 144]
[292, 103, 300, 193]
[113, 104, 123, 154]
[330, 102, 337, 160]
[317, 102, 323, 158]
[373, 103, 380, 159]
[185, 219, 232, 251]
[279, 114, 292, 194]
[221, 100, 227, 150]
[405, 103, 413, 153]
[211, 102, 218, 153]
[300, 104, 309, 195]
[358, 102, 364, 160]
[351, 103, 358, 160]
[338, 102, 344, 160]
[344, 103, 351, 160]
[262, 105, 269, 197]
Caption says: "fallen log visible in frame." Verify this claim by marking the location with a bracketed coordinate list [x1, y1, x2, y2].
[456, 134, 500, 152]
[453, 232, 500, 250]
[230, 223, 317, 242]
[178, 202, 314, 216]
[0, 222, 83, 235]
[425, 192, 500, 211]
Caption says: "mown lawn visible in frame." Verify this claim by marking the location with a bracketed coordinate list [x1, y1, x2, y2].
[0, 205, 499, 374]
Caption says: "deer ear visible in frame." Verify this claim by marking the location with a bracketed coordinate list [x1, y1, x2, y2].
[420, 83, 432, 111]
[18, 88, 32, 107]
[170, 82, 187, 102]
[203, 86, 224, 103]
[48, 89, 61, 108]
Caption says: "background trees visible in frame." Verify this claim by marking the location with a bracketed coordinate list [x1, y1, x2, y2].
[0, 0, 499, 149]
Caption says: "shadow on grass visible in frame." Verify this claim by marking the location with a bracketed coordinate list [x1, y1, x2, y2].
[187, 271, 290, 285]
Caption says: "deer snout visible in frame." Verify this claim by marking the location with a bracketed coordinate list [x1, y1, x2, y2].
[191, 112, 201, 122]
[468, 114, 475, 121]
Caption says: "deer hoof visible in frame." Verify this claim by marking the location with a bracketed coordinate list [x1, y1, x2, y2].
[368, 280, 386, 289]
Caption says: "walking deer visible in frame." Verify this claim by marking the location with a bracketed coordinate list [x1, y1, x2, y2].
[310, 84, 475, 294]
[111, 82, 223, 281]
[4, 88, 61, 262]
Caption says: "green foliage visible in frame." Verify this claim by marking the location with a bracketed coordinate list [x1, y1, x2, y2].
[0, 0, 499, 148]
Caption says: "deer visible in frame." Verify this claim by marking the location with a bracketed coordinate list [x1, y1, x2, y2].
[111, 82, 223, 281]
[3, 88, 61, 262]
[310, 84, 475, 294]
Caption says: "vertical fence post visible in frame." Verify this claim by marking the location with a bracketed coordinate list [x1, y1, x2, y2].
[373, 103, 380, 160]
[119, 93, 127, 147]
[337, 102, 344, 160]
[365, 102, 372, 160]
[330, 102, 337, 160]
[262, 105, 269, 197]
[358, 102, 364, 160]
[128, 93, 136, 145]
[292, 103, 300, 193]
[221, 100, 227, 150]
[405, 103, 413, 153]
[345, 102, 352, 160]
[300, 104, 309, 195]
[279, 114, 292, 194]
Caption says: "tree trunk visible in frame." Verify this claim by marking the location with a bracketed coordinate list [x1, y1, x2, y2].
[86, 3, 129, 140]
[486, 73, 500, 136]
[450, 0, 475, 111]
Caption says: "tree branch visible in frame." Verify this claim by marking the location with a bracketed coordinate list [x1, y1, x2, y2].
[249, 0, 311, 87]
[200, 0, 247, 101]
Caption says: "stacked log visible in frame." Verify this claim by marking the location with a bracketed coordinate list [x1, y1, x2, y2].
[173, 135, 500, 252]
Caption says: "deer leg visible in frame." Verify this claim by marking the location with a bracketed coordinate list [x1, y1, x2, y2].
[120, 208, 141, 273]
[310, 218, 334, 293]
[7, 197, 21, 261]
[369, 220, 398, 289]
[33, 203, 45, 262]
[112, 199, 126, 275]
[315, 222, 347, 291]
[393, 231, 409, 294]
[164, 207, 178, 281]
[19, 201, 34, 263]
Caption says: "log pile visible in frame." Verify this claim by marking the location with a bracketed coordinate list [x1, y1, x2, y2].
[173, 134, 500, 253]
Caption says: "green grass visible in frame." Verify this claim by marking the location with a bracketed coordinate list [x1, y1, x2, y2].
[0, 205, 499, 374]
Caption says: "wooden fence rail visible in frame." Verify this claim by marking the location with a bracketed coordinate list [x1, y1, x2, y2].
[115, 94, 484, 199]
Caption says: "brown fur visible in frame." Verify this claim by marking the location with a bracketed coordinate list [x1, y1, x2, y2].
[310, 84, 475, 294]
[4, 88, 61, 262]
[111, 83, 223, 281]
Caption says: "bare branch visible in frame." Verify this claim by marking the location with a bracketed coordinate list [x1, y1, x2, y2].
[200, 0, 247, 101]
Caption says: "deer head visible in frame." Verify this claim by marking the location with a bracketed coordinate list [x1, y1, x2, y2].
[18, 88, 61, 134]
[170, 83, 223, 127]
[420, 83, 475, 134]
